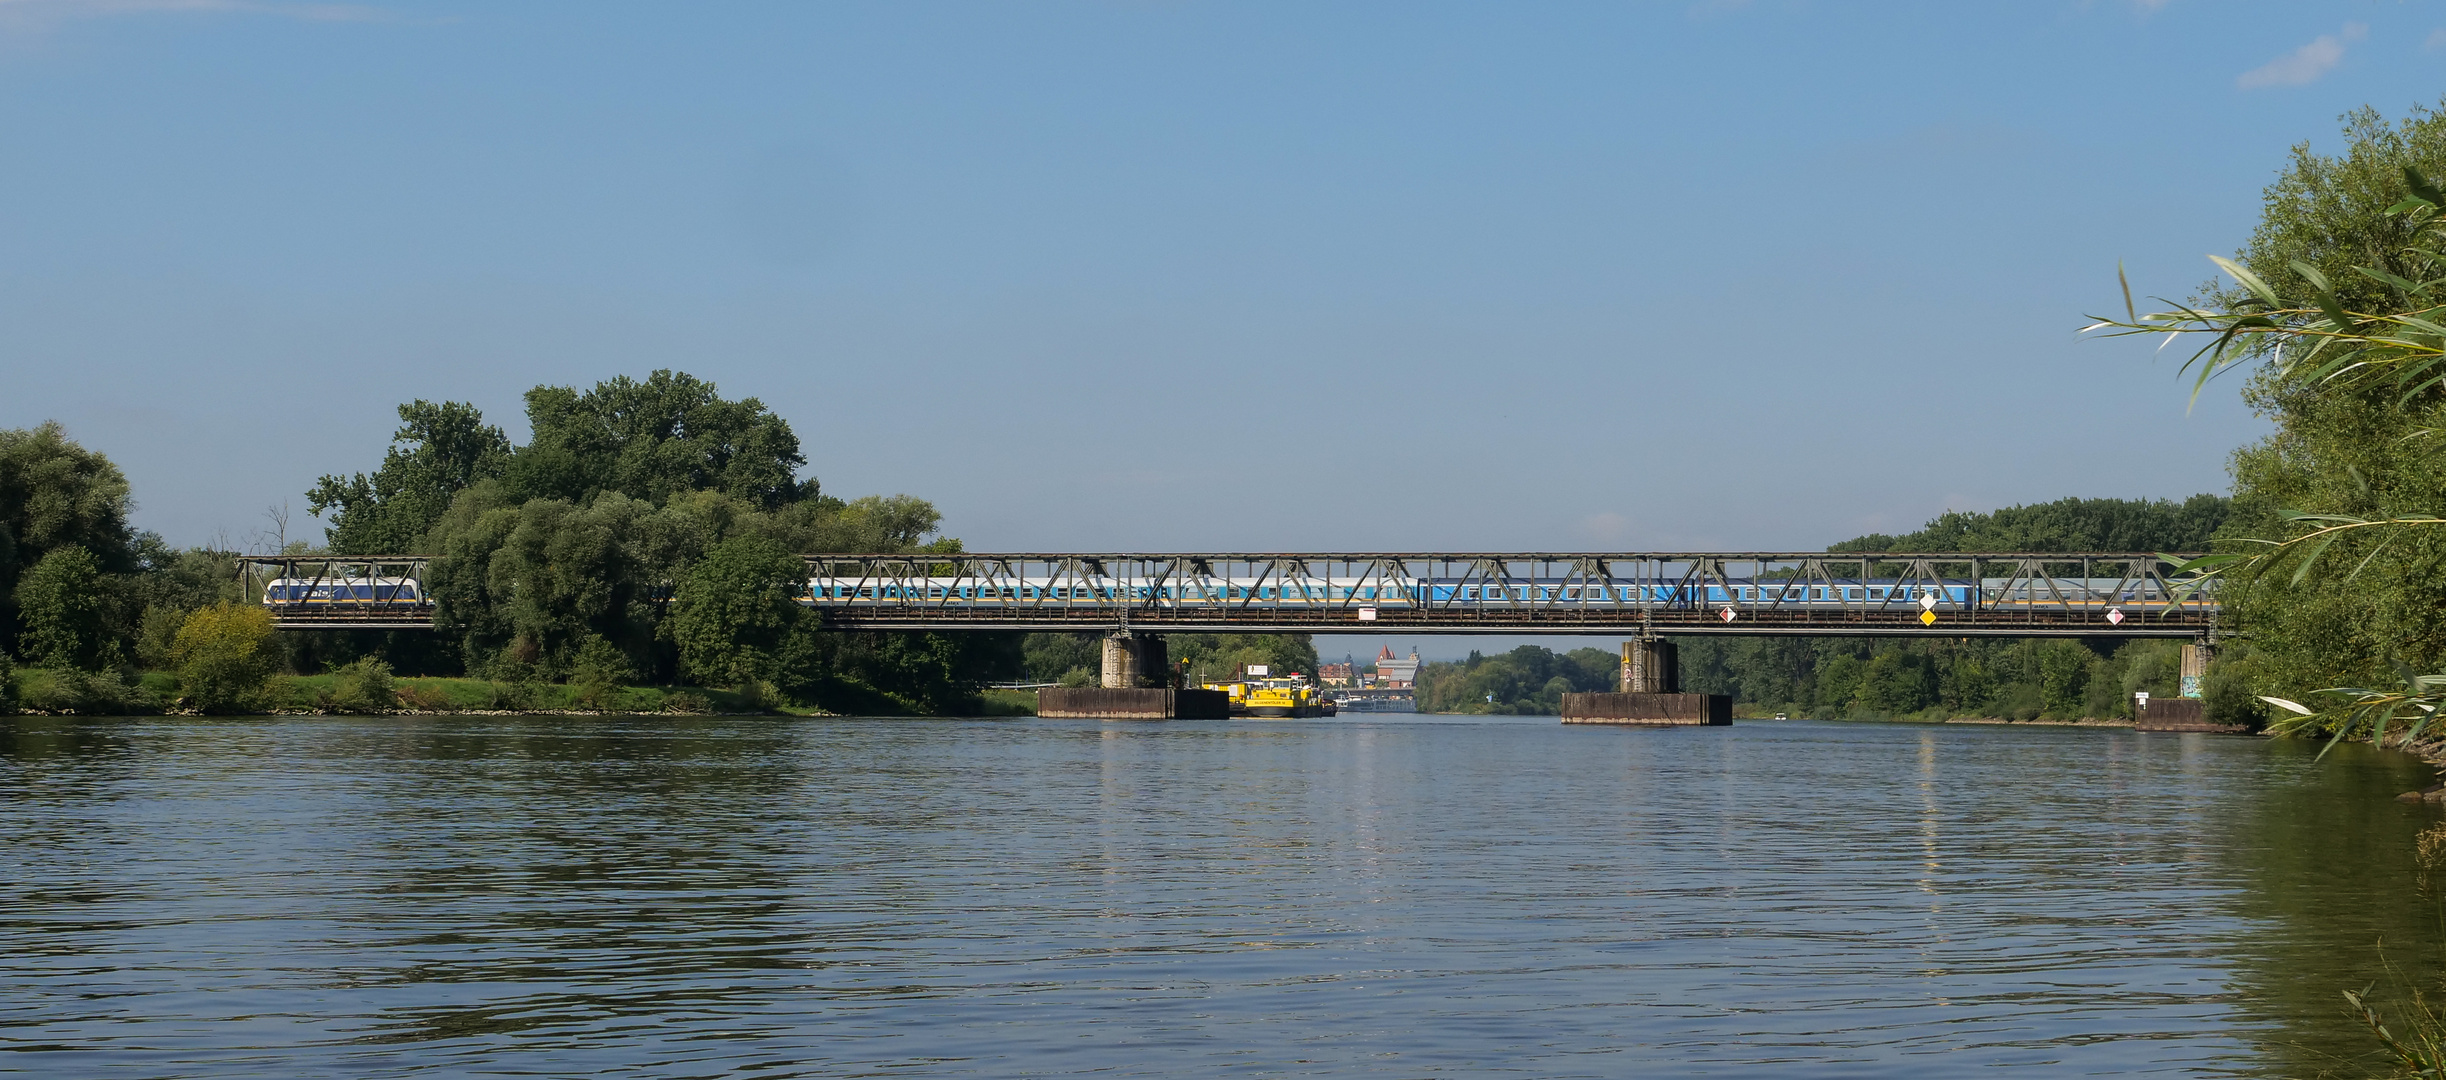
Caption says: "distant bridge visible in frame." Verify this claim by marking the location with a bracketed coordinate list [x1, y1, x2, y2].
[244, 553, 2217, 638]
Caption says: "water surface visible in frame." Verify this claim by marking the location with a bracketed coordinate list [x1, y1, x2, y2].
[2, 715, 2439, 1077]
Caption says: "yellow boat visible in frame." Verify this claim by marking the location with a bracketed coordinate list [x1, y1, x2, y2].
[1202, 672, 1333, 718]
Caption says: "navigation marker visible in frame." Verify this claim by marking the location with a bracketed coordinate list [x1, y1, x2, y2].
[1920, 610, 1937, 626]
[1918, 592, 1939, 612]
[1357, 607, 1377, 621]
[1721, 607, 1737, 623]
[2106, 607, 2125, 626]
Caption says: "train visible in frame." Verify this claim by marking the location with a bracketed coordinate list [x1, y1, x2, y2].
[799, 575, 2193, 610]
[261, 577, 427, 603]
[253, 573, 2196, 612]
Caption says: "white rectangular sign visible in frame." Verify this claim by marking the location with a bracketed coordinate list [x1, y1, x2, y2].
[1357, 607, 1377, 621]
[1246, 664, 1269, 676]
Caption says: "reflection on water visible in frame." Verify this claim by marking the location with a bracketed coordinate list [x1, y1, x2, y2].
[0, 715, 2437, 1077]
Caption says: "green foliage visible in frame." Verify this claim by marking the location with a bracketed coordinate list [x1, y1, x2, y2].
[1673, 635, 2170, 721]
[0, 422, 136, 652]
[568, 634, 634, 710]
[1023, 632, 1100, 684]
[2162, 103, 2446, 720]
[0, 646, 13, 712]
[506, 370, 814, 510]
[19, 667, 150, 714]
[1829, 495, 2229, 553]
[1414, 646, 1617, 714]
[308, 400, 510, 555]
[172, 602, 280, 714]
[669, 535, 811, 688]
[1173, 634, 1320, 686]
[14, 545, 119, 671]
[324, 656, 397, 714]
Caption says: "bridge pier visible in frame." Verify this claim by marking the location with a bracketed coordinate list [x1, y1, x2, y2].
[1621, 638, 1679, 693]
[1567, 637, 1726, 725]
[1044, 632, 1218, 719]
[2180, 641, 2211, 699]
[1100, 633, 1168, 689]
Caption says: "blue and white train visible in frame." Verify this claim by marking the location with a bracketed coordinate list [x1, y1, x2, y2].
[261, 577, 427, 604]
[801, 576, 2186, 609]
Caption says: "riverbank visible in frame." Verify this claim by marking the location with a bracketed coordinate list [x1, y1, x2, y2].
[3, 669, 1040, 718]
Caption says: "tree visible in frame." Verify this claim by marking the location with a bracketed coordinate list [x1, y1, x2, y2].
[2086, 100, 2446, 741]
[308, 401, 510, 554]
[15, 545, 116, 670]
[172, 602, 279, 713]
[1828, 495, 2229, 554]
[669, 535, 811, 688]
[507, 371, 815, 509]
[0, 423, 136, 651]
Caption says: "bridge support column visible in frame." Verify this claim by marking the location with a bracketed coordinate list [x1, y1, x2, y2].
[1100, 633, 1169, 689]
[1621, 639, 1679, 694]
[2180, 641, 2212, 699]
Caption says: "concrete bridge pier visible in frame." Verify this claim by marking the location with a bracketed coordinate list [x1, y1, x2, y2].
[1042, 632, 1222, 719]
[1620, 638, 1680, 694]
[1100, 633, 1169, 689]
[1564, 636, 1727, 726]
[2180, 641, 2211, 699]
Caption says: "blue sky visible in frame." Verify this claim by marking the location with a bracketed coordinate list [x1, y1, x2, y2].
[0, 0, 2437, 570]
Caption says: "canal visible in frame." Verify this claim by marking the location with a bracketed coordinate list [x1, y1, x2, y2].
[1, 715, 2438, 1077]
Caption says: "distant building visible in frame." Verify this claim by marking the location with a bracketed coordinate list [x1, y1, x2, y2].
[1374, 646, 1421, 689]
[1319, 662, 1354, 687]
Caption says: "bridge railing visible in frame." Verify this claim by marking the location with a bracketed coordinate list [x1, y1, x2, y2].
[799, 553, 2217, 636]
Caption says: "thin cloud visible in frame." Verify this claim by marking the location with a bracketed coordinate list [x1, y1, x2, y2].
[2428, 28, 2446, 52]
[2236, 23, 2366, 90]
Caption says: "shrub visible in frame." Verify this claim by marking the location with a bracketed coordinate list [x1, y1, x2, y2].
[664, 690, 712, 715]
[0, 648, 13, 713]
[22, 668, 146, 714]
[568, 634, 632, 711]
[488, 679, 544, 711]
[325, 656, 396, 714]
[172, 602, 280, 714]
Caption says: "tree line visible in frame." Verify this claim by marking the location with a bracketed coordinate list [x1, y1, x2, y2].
[0, 370, 1321, 715]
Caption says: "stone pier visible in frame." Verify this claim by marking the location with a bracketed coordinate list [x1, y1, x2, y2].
[1099, 633, 1170, 689]
[2134, 696, 2245, 733]
[1037, 687, 1230, 720]
[1562, 692, 1732, 725]
[1620, 639, 1680, 693]
[2180, 642, 2210, 700]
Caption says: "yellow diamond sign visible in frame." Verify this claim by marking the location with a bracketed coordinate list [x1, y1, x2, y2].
[1919, 610, 1937, 626]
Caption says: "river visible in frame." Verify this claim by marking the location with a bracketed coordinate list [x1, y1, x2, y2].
[1, 715, 2439, 1077]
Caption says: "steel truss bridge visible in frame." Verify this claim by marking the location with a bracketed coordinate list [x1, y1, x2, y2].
[801, 553, 2212, 636]
[240, 553, 2216, 637]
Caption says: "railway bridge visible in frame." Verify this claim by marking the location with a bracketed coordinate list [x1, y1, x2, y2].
[240, 551, 2218, 693]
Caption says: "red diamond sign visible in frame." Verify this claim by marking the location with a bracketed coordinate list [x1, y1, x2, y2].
[2106, 607, 2124, 625]
[1720, 607, 1737, 623]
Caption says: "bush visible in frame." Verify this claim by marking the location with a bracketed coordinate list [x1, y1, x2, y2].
[0, 648, 13, 713]
[568, 634, 632, 711]
[663, 690, 712, 715]
[2203, 644, 2273, 732]
[22, 668, 148, 714]
[172, 602, 280, 714]
[324, 656, 396, 714]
